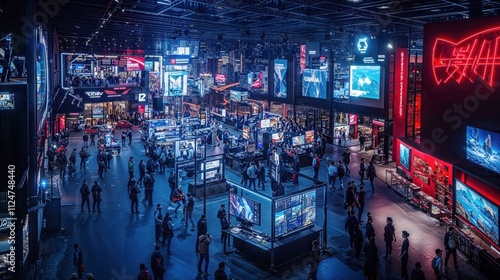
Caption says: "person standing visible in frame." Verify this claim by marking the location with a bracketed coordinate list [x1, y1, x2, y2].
[293, 152, 300, 185]
[184, 193, 195, 230]
[359, 158, 367, 183]
[367, 161, 377, 191]
[400, 230, 410, 280]
[359, 134, 366, 151]
[172, 187, 185, 214]
[121, 131, 126, 146]
[168, 172, 176, 205]
[217, 204, 226, 220]
[82, 133, 89, 148]
[444, 226, 460, 271]
[410, 262, 426, 280]
[89, 133, 96, 146]
[91, 181, 102, 213]
[129, 179, 140, 213]
[137, 160, 146, 187]
[80, 180, 91, 212]
[365, 217, 375, 240]
[308, 240, 320, 280]
[69, 148, 77, 166]
[342, 149, 351, 174]
[144, 173, 155, 206]
[214, 262, 228, 280]
[354, 224, 364, 259]
[363, 237, 378, 280]
[383, 217, 396, 259]
[73, 244, 84, 280]
[128, 157, 135, 179]
[356, 184, 366, 222]
[220, 213, 230, 245]
[197, 231, 212, 276]
[127, 129, 132, 145]
[328, 161, 338, 190]
[312, 154, 321, 180]
[257, 161, 266, 190]
[154, 204, 163, 245]
[247, 162, 257, 191]
[138, 263, 153, 280]
[337, 161, 345, 189]
[79, 147, 89, 170]
[105, 150, 112, 169]
[161, 213, 174, 255]
[432, 249, 444, 280]
[196, 214, 207, 253]
[345, 210, 358, 249]
[150, 245, 165, 280]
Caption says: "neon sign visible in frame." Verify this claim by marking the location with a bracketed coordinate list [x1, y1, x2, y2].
[432, 26, 500, 88]
[357, 37, 369, 54]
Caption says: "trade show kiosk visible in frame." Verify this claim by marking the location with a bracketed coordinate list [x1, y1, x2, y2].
[223, 180, 327, 271]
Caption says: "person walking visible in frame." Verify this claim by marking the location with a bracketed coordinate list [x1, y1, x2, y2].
[312, 154, 321, 180]
[342, 149, 351, 174]
[400, 230, 410, 280]
[105, 150, 112, 169]
[184, 192, 195, 230]
[154, 204, 163, 245]
[214, 262, 228, 280]
[80, 180, 91, 212]
[150, 245, 165, 280]
[337, 161, 345, 189]
[79, 147, 89, 170]
[138, 263, 153, 280]
[196, 214, 207, 253]
[161, 213, 174, 255]
[432, 249, 444, 280]
[73, 244, 84, 280]
[69, 148, 77, 166]
[144, 173, 155, 206]
[363, 237, 379, 280]
[91, 181, 102, 213]
[359, 158, 367, 183]
[367, 161, 377, 191]
[359, 134, 366, 151]
[138, 160, 146, 187]
[328, 161, 338, 190]
[197, 231, 212, 276]
[127, 129, 132, 145]
[121, 131, 126, 146]
[172, 187, 185, 214]
[89, 133, 96, 146]
[82, 133, 89, 148]
[383, 217, 396, 259]
[444, 226, 460, 271]
[128, 157, 135, 179]
[410, 262, 426, 280]
[220, 213, 230, 245]
[356, 184, 366, 222]
[129, 179, 140, 213]
[247, 162, 257, 190]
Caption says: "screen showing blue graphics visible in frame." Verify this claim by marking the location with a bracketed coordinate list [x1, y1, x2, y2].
[275, 190, 316, 237]
[274, 59, 288, 98]
[349, 65, 381, 100]
[164, 71, 188, 96]
[399, 143, 411, 171]
[302, 69, 327, 98]
[466, 126, 500, 174]
[455, 179, 499, 245]
[229, 192, 261, 226]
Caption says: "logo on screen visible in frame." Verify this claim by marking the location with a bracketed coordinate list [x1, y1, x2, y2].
[357, 37, 369, 54]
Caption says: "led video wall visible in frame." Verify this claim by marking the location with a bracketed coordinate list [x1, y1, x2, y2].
[164, 71, 188, 96]
[466, 126, 500, 174]
[275, 190, 316, 237]
[273, 59, 288, 98]
[399, 143, 411, 171]
[302, 69, 327, 99]
[229, 192, 261, 226]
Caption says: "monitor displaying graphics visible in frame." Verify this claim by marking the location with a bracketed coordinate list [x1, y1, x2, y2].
[230, 90, 241, 102]
[455, 179, 499, 245]
[229, 192, 261, 226]
[0, 93, 15, 110]
[164, 71, 188, 96]
[260, 119, 270, 129]
[272, 132, 283, 143]
[302, 69, 327, 98]
[175, 139, 196, 162]
[305, 130, 315, 143]
[274, 59, 288, 98]
[242, 126, 251, 139]
[466, 126, 500, 174]
[349, 65, 381, 100]
[275, 190, 316, 237]
[399, 143, 411, 171]
[292, 135, 306, 147]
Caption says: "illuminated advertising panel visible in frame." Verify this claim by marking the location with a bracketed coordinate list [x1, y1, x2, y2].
[273, 59, 287, 98]
[215, 74, 226, 85]
[302, 69, 327, 99]
[466, 126, 500, 174]
[393, 48, 409, 143]
[164, 71, 188, 96]
[126, 56, 145, 71]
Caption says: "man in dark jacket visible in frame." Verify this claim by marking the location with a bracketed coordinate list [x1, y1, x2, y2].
[196, 214, 207, 253]
[365, 217, 376, 240]
[79, 147, 89, 170]
[444, 226, 460, 271]
[138, 160, 146, 187]
[214, 262, 228, 280]
[168, 172, 176, 204]
[80, 180, 91, 212]
[150, 245, 165, 280]
[345, 210, 358, 249]
[91, 181, 102, 213]
[129, 180, 140, 213]
[73, 244, 84, 280]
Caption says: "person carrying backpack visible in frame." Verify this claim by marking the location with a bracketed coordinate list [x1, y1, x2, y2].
[410, 262, 426, 280]
[444, 226, 460, 271]
[79, 148, 89, 170]
[327, 161, 338, 190]
[150, 245, 165, 280]
[432, 249, 444, 279]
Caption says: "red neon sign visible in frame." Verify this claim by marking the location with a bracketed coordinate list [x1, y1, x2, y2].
[432, 26, 500, 88]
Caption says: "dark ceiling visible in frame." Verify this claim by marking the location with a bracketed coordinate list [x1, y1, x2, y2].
[48, 0, 500, 54]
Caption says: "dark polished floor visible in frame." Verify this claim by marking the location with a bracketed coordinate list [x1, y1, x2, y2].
[45, 127, 487, 280]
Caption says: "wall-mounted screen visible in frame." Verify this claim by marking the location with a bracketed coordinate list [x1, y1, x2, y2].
[230, 90, 241, 102]
[273, 59, 287, 98]
[305, 130, 315, 143]
[349, 65, 381, 100]
[215, 74, 226, 85]
[0, 93, 15, 110]
[229, 192, 261, 226]
[466, 126, 500, 174]
[302, 69, 327, 99]
[260, 119, 270, 129]
[399, 143, 411, 171]
[275, 190, 316, 237]
[292, 135, 306, 147]
[455, 179, 499, 245]
[164, 71, 188, 96]
[272, 132, 283, 143]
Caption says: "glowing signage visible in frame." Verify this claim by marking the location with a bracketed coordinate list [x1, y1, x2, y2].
[126, 56, 145, 71]
[357, 37, 369, 54]
[393, 48, 409, 142]
[432, 26, 500, 88]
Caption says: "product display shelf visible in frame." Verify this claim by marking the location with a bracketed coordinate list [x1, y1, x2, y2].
[385, 170, 420, 202]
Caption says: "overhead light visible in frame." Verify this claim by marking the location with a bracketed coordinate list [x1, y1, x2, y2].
[378, 5, 389, 9]
[387, 43, 393, 49]
[157, 0, 172, 5]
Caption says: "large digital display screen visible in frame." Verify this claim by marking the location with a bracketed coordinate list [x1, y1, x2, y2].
[349, 65, 381, 99]
[272, 132, 283, 143]
[399, 143, 411, 171]
[275, 190, 316, 237]
[273, 59, 287, 98]
[292, 135, 306, 147]
[229, 192, 261, 226]
[175, 139, 195, 162]
[305, 130, 315, 143]
[455, 179, 499, 245]
[302, 69, 327, 99]
[466, 126, 500, 174]
[164, 71, 188, 96]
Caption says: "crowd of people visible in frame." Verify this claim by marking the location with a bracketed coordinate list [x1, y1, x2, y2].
[64, 73, 141, 88]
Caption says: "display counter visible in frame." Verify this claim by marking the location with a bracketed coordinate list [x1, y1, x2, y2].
[188, 178, 227, 199]
[227, 151, 265, 171]
[224, 226, 321, 269]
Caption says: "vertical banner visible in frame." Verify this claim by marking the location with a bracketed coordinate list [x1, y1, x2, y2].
[273, 59, 288, 98]
[393, 48, 409, 155]
[302, 69, 327, 98]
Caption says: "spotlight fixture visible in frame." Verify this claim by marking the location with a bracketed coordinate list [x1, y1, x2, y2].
[387, 43, 393, 49]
